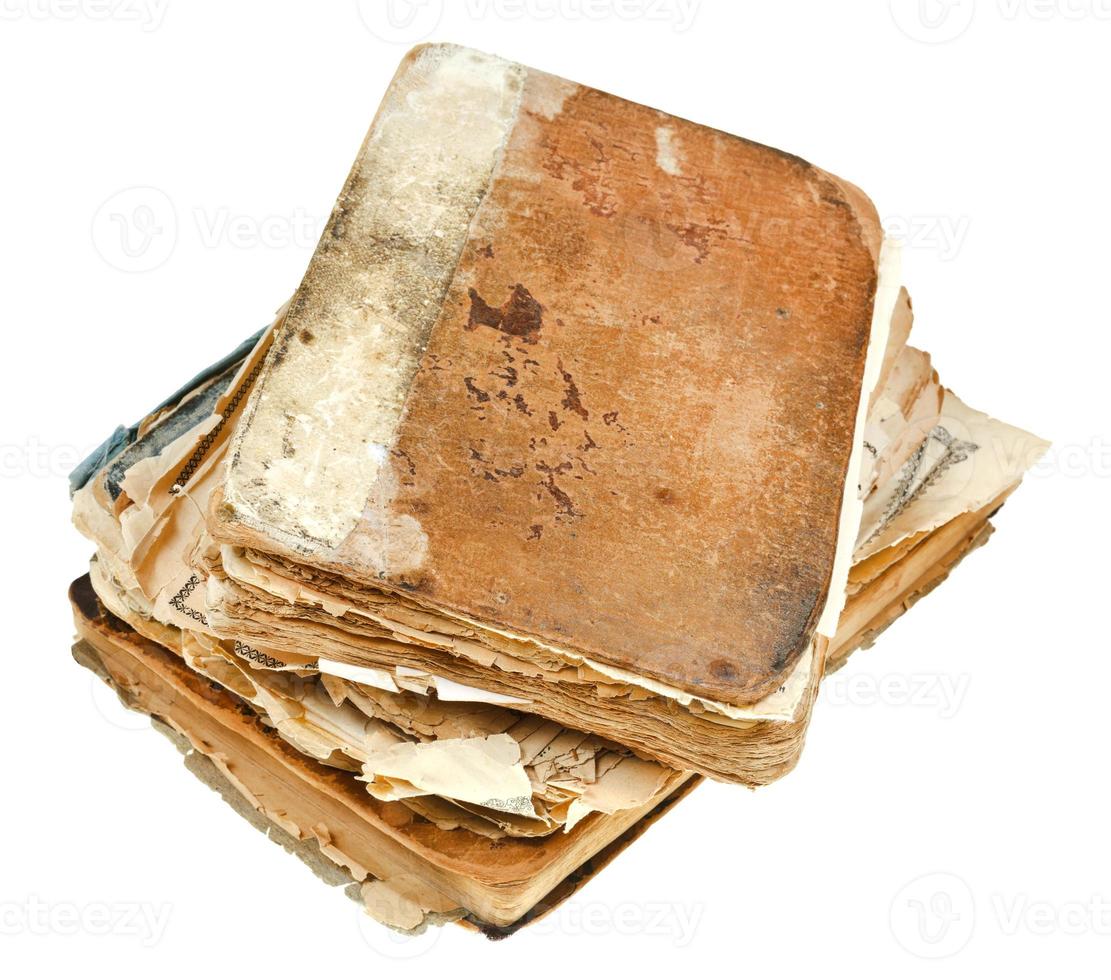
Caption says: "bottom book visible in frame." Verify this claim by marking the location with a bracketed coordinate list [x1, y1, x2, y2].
[69, 574, 700, 937]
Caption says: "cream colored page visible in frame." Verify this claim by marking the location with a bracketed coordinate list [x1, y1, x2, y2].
[815, 239, 900, 638]
[856, 389, 1049, 560]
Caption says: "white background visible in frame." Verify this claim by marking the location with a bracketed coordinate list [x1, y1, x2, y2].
[1, 0, 1107, 975]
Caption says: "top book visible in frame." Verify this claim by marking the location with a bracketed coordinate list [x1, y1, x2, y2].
[214, 43, 887, 709]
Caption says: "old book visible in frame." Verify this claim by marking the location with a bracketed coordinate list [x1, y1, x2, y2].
[69, 43, 1047, 933]
[69, 307, 1038, 928]
[70, 575, 698, 932]
[198, 44, 1044, 782]
[214, 44, 884, 714]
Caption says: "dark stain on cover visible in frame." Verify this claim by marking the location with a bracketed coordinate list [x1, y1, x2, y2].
[466, 284, 544, 344]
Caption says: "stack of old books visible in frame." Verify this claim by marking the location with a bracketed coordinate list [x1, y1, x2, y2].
[69, 44, 1047, 936]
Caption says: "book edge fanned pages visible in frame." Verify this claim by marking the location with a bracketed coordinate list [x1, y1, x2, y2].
[213, 42, 894, 715]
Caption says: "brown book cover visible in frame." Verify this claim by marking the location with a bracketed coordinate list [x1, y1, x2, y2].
[215, 43, 885, 707]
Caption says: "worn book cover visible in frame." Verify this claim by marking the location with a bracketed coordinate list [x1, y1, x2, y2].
[215, 43, 891, 708]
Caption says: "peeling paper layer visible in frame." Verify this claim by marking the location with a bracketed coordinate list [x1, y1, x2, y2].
[361, 734, 539, 818]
